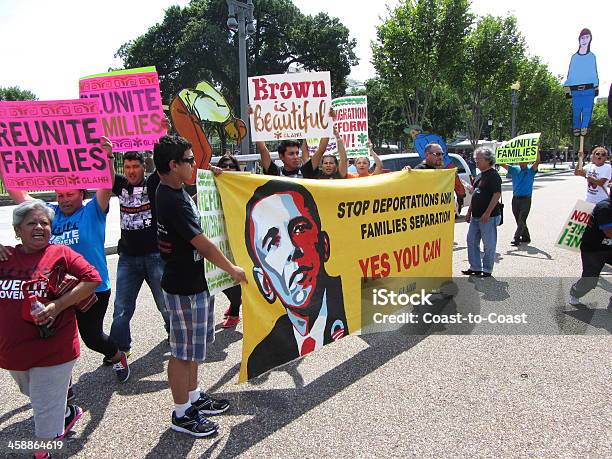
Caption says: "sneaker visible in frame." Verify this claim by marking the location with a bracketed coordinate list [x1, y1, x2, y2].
[61, 404, 83, 439]
[510, 240, 521, 246]
[221, 315, 240, 328]
[67, 384, 75, 402]
[192, 392, 230, 415]
[480, 272, 492, 278]
[103, 349, 131, 366]
[171, 406, 218, 437]
[569, 294, 582, 306]
[521, 238, 531, 244]
[223, 307, 231, 318]
[113, 351, 131, 383]
[461, 269, 482, 276]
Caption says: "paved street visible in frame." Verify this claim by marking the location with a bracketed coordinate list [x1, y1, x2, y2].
[0, 170, 610, 458]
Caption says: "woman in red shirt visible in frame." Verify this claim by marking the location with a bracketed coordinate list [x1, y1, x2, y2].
[0, 200, 100, 455]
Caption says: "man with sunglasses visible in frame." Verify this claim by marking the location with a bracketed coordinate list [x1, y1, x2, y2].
[575, 146, 611, 204]
[415, 143, 444, 169]
[154, 135, 246, 437]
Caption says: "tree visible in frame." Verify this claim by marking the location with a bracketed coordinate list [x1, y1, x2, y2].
[116, 0, 358, 107]
[357, 78, 404, 147]
[587, 100, 611, 151]
[461, 15, 525, 150]
[0, 86, 37, 101]
[371, 0, 472, 130]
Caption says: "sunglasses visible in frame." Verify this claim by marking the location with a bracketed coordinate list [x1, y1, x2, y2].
[179, 156, 196, 165]
[428, 152, 443, 157]
[594, 153, 607, 158]
[219, 162, 238, 170]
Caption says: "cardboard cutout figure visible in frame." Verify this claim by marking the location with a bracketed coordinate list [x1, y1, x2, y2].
[170, 80, 247, 183]
[563, 28, 599, 152]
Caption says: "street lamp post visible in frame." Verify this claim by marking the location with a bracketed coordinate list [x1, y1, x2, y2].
[227, 0, 255, 155]
[498, 121, 503, 142]
[487, 114, 493, 141]
[511, 81, 520, 138]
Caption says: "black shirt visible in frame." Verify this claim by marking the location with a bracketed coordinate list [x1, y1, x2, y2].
[414, 161, 436, 170]
[264, 159, 317, 178]
[471, 168, 502, 218]
[581, 199, 612, 252]
[112, 173, 159, 256]
[156, 183, 207, 295]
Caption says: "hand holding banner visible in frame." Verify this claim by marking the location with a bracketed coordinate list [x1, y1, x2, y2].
[248, 71, 333, 141]
[495, 133, 541, 164]
[556, 200, 595, 251]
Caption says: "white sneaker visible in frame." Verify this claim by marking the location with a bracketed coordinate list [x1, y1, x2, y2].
[569, 294, 581, 306]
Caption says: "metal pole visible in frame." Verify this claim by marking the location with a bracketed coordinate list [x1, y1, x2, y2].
[237, 9, 250, 155]
[511, 90, 517, 138]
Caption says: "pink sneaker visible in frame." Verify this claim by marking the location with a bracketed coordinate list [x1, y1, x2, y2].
[221, 316, 240, 328]
[60, 404, 83, 439]
[223, 307, 231, 318]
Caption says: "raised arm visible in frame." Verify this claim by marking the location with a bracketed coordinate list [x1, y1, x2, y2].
[574, 151, 585, 177]
[301, 139, 310, 164]
[335, 127, 348, 178]
[370, 143, 382, 175]
[95, 136, 115, 213]
[531, 149, 540, 171]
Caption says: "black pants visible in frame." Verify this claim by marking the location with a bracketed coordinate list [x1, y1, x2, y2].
[222, 285, 242, 316]
[75, 290, 119, 359]
[512, 196, 531, 242]
[570, 250, 612, 299]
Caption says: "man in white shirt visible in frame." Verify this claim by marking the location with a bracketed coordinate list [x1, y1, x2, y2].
[575, 146, 611, 203]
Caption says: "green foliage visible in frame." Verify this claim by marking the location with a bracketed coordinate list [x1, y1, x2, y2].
[586, 100, 611, 150]
[372, 0, 472, 129]
[359, 78, 404, 147]
[116, 0, 358, 106]
[461, 15, 525, 150]
[0, 86, 37, 101]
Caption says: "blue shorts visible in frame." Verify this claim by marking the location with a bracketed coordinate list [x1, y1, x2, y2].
[163, 290, 215, 362]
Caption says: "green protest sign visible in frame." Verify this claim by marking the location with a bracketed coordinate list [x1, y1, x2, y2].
[196, 169, 237, 294]
[495, 133, 541, 164]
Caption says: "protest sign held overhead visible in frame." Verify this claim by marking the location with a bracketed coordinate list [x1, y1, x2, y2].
[495, 133, 541, 164]
[196, 169, 238, 295]
[0, 99, 110, 190]
[249, 71, 333, 141]
[215, 170, 455, 381]
[556, 200, 595, 252]
[79, 66, 166, 152]
[331, 96, 369, 157]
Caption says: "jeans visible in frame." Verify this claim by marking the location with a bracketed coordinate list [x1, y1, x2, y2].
[570, 250, 612, 299]
[467, 215, 500, 274]
[512, 196, 531, 242]
[110, 252, 169, 351]
[571, 88, 595, 130]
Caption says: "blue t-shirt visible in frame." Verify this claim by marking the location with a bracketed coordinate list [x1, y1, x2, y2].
[564, 52, 598, 87]
[507, 165, 537, 197]
[48, 197, 110, 292]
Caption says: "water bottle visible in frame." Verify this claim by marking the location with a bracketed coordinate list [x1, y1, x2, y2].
[28, 294, 55, 338]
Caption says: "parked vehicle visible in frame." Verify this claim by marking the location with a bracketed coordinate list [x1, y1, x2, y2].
[378, 153, 474, 216]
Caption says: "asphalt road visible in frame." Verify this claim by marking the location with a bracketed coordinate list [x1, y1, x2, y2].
[0, 170, 610, 458]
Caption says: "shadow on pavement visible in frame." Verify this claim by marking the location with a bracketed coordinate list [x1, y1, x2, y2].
[505, 244, 553, 260]
[468, 276, 510, 302]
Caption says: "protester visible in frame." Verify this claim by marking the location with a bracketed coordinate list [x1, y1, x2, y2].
[0, 200, 100, 454]
[569, 187, 612, 312]
[310, 126, 348, 179]
[347, 143, 382, 178]
[108, 151, 170, 362]
[1, 137, 130, 384]
[153, 135, 246, 437]
[212, 153, 244, 328]
[463, 147, 502, 277]
[499, 150, 540, 246]
[575, 146, 611, 204]
[408, 143, 444, 170]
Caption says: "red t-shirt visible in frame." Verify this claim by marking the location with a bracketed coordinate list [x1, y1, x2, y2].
[0, 244, 101, 371]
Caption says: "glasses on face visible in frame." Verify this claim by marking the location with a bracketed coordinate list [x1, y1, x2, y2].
[180, 156, 196, 165]
[594, 153, 607, 158]
[219, 162, 238, 170]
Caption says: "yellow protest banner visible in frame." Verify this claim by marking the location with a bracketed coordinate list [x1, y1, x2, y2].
[215, 170, 455, 381]
[495, 132, 541, 164]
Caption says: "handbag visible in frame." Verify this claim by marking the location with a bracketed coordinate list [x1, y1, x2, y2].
[497, 193, 504, 226]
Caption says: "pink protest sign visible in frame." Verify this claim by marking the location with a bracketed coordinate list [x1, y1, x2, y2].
[0, 99, 111, 190]
[79, 67, 166, 152]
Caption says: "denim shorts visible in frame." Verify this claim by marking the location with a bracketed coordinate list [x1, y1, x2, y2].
[163, 290, 215, 362]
